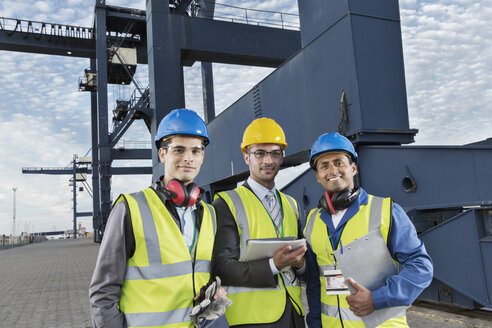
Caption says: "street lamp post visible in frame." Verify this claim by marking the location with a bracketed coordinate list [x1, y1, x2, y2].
[12, 187, 17, 236]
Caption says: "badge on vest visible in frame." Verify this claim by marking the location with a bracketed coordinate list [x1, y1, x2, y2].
[324, 269, 350, 295]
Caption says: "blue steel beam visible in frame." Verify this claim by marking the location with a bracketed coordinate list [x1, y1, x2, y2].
[95, 0, 112, 242]
[147, 0, 185, 181]
[22, 167, 92, 174]
[195, 0, 414, 188]
[112, 149, 151, 160]
[76, 212, 93, 217]
[179, 17, 300, 67]
[89, 58, 101, 243]
[419, 208, 492, 308]
[200, 1, 216, 123]
[356, 145, 492, 210]
[72, 156, 78, 238]
[0, 31, 95, 58]
[105, 5, 146, 34]
[111, 167, 152, 175]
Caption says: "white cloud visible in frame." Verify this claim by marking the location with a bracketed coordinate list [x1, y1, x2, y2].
[400, 0, 492, 145]
[34, 1, 52, 13]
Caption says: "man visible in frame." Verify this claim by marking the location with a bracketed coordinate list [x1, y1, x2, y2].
[304, 132, 433, 327]
[89, 108, 223, 328]
[212, 117, 307, 327]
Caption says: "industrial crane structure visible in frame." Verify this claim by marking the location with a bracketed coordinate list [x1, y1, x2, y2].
[21, 154, 93, 238]
[1, 0, 492, 310]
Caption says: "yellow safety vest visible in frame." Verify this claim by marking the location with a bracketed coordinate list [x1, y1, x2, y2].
[118, 188, 216, 328]
[216, 186, 304, 326]
[304, 195, 408, 328]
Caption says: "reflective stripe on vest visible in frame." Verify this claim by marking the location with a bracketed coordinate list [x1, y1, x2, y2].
[321, 303, 361, 322]
[216, 186, 304, 325]
[304, 195, 407, 328]
[125, 308, 191, 327]
[119, 189, 216, 328]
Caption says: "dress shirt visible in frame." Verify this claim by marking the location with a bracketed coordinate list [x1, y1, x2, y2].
[175, 204, 198, 256]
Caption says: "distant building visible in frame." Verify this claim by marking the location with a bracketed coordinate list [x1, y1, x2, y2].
[66, 223, 88, 238]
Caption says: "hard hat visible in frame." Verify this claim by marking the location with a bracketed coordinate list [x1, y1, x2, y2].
[155, 108, 210, 149]
[309, 132, 358, 169]
[240, 118, 287, 153]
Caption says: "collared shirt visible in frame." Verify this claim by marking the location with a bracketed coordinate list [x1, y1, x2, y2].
[246, 177, 307, 275]
[246, 177, 282, 275]
[175, 204, 198, 255]
[247, 176, 280, 213]
[331, 208, 347, 228]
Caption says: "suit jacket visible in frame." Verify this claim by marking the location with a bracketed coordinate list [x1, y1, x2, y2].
[211, 181, 305, 328]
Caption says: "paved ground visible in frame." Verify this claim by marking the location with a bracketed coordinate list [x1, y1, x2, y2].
[0, 238, 99, 328]
[1, 238, 491, 327]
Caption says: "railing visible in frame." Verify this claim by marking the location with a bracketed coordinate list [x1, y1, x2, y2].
[0, 16, 94, 39]
[114, 140, 152, 149]
[198, 1, 300, 30]
[129, 85, 150, 110]
[22, 166, 73, 172]
[1, 234, 44, 250]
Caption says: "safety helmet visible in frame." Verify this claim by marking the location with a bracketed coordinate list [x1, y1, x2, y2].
[240, 118, 287, 153]
[309, 132, 358, 170]
[155, 108, 210, 149]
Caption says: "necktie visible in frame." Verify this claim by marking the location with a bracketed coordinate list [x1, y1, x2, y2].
[266, 191, 282, 235]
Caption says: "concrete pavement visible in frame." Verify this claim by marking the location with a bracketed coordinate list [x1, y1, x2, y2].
[1, 237, 490, 327]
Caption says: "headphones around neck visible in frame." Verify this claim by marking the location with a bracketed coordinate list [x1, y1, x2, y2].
[163, 179, 201, 208]
[319, 188, 360, 214]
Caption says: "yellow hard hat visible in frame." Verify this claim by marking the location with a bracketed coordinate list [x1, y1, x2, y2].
[240, 118, 288, 153]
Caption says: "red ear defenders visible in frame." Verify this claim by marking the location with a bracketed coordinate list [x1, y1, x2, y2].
[165, 179, 201, 207]
[319, 188, 360, 214]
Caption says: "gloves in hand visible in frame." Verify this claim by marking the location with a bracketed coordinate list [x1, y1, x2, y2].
[190, 276, 232, 327]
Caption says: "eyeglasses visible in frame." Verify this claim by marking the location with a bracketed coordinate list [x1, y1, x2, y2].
[248, 150, 283, 159]
[162, 144, 204, 157]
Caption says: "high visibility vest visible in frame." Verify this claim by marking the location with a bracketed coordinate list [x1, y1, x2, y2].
[118, 188, 216, 328]
[216, 186, 304, 326]
[304, 195, 408, 328]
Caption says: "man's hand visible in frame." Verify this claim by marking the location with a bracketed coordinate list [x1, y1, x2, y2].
[273, 243, 307, 270]
[212, 286, 227, 300]
[193, 278, 227, 301]
[191, 278, 232, 327]
[345, 278, 375, 317]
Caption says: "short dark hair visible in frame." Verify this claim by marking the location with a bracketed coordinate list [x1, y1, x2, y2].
[346, 154, 354, 165]
[159, 135, 206, 150]
[160, 137, 172, 149]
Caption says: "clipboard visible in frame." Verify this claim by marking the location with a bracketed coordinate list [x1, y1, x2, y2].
[333, 229, 408, 328]
[240, 238, 306, 261]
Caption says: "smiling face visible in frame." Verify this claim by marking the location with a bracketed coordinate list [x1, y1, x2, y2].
[244, 143, 283, 189]
[315, 152, 357, 194]
[158, 135, 205, 185]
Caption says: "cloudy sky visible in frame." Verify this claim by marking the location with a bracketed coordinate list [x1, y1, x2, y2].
[0, 0, 491, 235]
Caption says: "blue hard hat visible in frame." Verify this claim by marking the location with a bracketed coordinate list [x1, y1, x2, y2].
[309, 132, 358, 170]
[155, 108, 210, 149]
